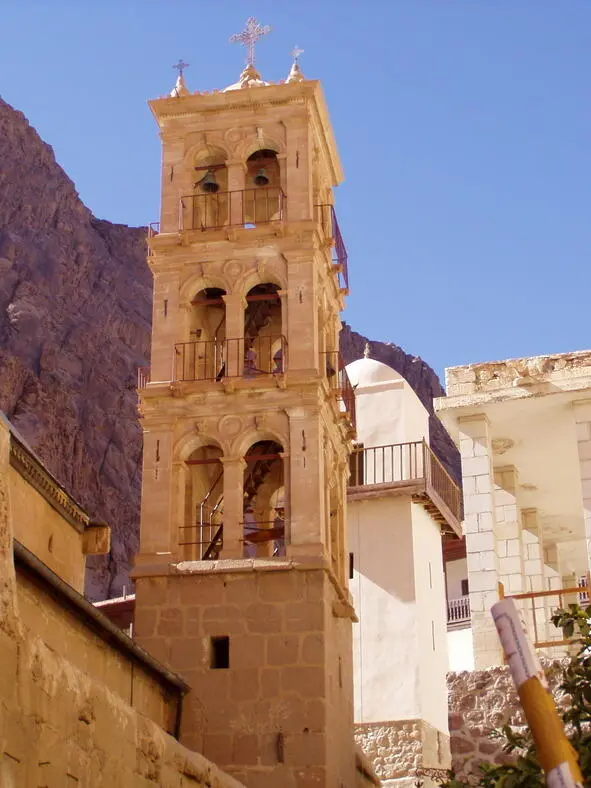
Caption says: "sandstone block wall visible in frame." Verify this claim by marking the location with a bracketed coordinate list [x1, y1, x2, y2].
[354, 719, 450, 786]
[0, 622, 244, 788]
[447, 662, 567, 782]
[134, 562, 356, 788]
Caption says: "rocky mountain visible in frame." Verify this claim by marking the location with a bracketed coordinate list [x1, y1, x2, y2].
[0, 97, 459, 601]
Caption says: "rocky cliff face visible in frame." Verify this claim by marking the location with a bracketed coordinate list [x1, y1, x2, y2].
[0, 98, 152, 599]
[0, 97, 459, 601]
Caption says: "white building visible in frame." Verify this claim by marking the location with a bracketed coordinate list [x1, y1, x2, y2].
[345, 354, 462, 785]
[436, 350, 591, 669]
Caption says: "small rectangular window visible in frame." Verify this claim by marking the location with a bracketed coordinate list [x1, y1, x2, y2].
[461, 579, 469, 596]
[349, 553, 354, 579]
[210, 636, 230, 669]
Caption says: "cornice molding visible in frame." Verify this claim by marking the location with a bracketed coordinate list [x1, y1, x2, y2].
[9, 437, 88, 533]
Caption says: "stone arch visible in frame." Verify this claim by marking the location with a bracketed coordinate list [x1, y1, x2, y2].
[231, 426, 287, 460]
[237, 134, 284, 163]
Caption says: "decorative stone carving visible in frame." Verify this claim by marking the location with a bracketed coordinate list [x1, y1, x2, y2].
[218, 415, 243, 438]
[223, 260, 242, 284]
[491, 438, 514, 455]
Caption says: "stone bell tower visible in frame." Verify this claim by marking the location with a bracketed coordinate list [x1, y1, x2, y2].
[133, 24, 357, 788]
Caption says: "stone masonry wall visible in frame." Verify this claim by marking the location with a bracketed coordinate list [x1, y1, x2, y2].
[355, 719, 450, 785]
[447, 662, 567, 782]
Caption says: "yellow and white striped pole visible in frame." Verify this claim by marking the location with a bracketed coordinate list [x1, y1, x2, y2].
[491, 598, 583, 788]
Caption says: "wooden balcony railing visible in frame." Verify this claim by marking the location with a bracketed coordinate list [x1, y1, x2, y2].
[348, 440, 462, 534]
[180, 187, 286, 231]
[314, 204, 349, 291]
[505, 583, 591, 650]
[321, 350, 356, 430]
[447, 595, 471, 627]
[174, 335, 287, 382]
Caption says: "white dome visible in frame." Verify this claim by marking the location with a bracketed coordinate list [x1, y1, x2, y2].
[346, 357, 402, 389]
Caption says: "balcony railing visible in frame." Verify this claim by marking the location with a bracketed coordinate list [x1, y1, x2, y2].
[348, 440, 462, 533]
[174, 335, 287, 382]
[314, 204, 349, 291]
[137, 366, 150, 389]
[447, 595, 471, 626]
[180, 187, 286, 232]
[505, 583, 591, 651]
[321, 350, 356, 430]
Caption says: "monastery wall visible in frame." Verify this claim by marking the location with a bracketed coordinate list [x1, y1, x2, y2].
[447, 662, 568, 782]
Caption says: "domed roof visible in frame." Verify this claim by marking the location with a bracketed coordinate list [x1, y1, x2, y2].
[346, 357, 402, 389]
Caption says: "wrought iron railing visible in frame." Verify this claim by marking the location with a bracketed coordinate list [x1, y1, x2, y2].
[321, 350, 356, 429]
[174, 335, 287, 382]
[348, 440, 462, 525]
[447, 595, 471, 626]
[180, 187, 286, 231]
[137, 366, 150, 389]
[314, 204, 349, 291]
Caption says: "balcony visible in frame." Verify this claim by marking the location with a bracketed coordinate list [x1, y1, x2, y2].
[314, 204, 349, 292]
[447, 595, 471, 628]
[137, 366, 150, 389]
[180, 187, 286, 232]
[174, 335, 287, 383]
[348, 440, 462, 537]
[321, 350, 356, 431]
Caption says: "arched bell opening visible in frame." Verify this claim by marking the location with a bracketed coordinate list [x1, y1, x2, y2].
[243, 440, 285, 558]
[243, 284, 284, 376]
[244, 149, 282, 226]
[191, 147, 229, 230]
[182, 443, 224, 560]
[175, 287, 227, 382]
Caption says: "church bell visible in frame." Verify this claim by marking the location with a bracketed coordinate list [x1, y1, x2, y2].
[200, 170, 220, 193]
[253, 168, 269, 186]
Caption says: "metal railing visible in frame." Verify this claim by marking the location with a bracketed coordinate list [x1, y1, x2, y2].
[137, 366, 150, 389]
[447, 595, 471, 626]
[348, 440, 462, 524]
[243, 520, 286, 557]
[321, 350, 356, 430]
[174, 335, 287, 382]
[314, 204, 349, 291]
[180, 187, 286, 231]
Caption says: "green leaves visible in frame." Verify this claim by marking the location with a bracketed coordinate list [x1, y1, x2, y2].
[440, 602, 591, 788]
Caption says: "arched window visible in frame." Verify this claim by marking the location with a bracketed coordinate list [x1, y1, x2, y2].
[243, 440, 285, 558]
[243, 149, 282, 226]
[242, 284, 284, 376]
[190, 147, 228, 230]
[181, 443, 223, 560]
[175, 287, 227, 381]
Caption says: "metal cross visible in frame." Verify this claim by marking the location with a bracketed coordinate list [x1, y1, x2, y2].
[291, 46, 304, 64]
[230, 17, 271, 66]
[172, 59, 189, 77]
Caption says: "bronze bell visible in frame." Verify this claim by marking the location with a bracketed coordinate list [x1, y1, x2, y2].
[200, 170, 219, 193]
[253, 168, 269, 186]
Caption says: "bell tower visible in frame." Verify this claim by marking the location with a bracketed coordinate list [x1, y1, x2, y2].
[133, 28, 357, 788]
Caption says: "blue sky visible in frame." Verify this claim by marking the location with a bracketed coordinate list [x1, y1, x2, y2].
[0, 1, 589, 379]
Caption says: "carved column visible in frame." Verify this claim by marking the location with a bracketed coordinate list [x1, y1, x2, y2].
[226, 159, 246, 226]
[222, 293, 246, 378]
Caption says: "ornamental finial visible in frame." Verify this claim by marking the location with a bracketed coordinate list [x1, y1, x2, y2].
[364, 342, 371, 359]
[286, 45, 305, 83]
[230, 17, 271, 66]
[170, 59, 190, 97]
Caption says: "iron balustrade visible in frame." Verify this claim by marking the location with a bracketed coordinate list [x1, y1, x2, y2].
[348, 440, 462, 524]
[314, 204, 350, 291]
[180, 187, 286, 231]
[447, 596, 471, 626]
[174, 335, 287, 382]
[321, 350, 356, 429]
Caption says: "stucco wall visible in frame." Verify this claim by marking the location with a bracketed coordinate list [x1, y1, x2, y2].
[447, 662, 567, 782]
[447, 627, 474, 673]
[352, 378, 430, 450]
[445, 558, 468, 600]
[350, 495, 419, 722]
[411, 502, 449, 734]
